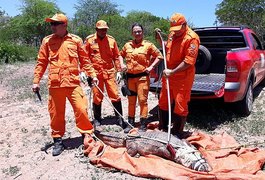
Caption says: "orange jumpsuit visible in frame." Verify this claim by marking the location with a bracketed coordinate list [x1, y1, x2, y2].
[120, 40, 163, 118]
[85, 33, 121, 105]
[33, 33, 96, 138]
[159, 27, 200, 116]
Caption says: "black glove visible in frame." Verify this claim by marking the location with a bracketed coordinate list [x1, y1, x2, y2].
[87, 76, 93, 87]
[121, 84, 131, 97]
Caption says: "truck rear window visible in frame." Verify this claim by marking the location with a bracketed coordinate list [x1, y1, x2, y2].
[196, 30, 246, 49]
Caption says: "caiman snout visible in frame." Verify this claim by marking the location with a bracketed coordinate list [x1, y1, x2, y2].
[191, 158, 212, 172]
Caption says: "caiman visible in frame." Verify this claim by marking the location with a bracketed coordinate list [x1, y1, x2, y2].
[94, 125, 211, 172]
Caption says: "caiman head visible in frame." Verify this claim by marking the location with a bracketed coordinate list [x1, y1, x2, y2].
[191, 158, 212, 172]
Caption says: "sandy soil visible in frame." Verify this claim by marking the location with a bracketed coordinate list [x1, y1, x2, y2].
[0, 62, 156, 180]
[0, 62, 264, 179]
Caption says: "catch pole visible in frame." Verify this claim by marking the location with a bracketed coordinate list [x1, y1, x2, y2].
[156, 30, 172, 144]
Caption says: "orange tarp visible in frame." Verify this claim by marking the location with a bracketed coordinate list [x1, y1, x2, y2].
[84, 123, 265, 180]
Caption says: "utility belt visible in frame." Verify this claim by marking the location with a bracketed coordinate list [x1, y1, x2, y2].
[126, 72, 148, 79]
[121, 72, 148, 97]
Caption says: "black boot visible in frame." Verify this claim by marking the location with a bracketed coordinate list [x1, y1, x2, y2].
[172, 114, 187, 138]
[179, 116, 187, 135]
[93, 103, 102, 126]
[112, 101, 125, 128]
[124, 117, 135, 133]
[52, 137, 64, 156]
[158, 108, 169, 131]
[139, 118, 148, 132]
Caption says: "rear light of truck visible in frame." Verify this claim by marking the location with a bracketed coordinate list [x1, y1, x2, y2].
[215, 86, 225, 97]
[226, 60, 240, 81]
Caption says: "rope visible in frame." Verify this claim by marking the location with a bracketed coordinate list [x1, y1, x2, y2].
[75, 145, 89, 163]
[93, 83, 134, 129]
[86, 87, 94, 121]
[205, 139, 265, 151]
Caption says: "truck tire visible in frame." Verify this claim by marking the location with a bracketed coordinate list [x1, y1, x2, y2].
[236, 81, 253, 116]
[195, 45, 211, 74]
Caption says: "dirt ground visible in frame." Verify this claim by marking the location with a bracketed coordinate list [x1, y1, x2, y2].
[0, 62, 265, 179]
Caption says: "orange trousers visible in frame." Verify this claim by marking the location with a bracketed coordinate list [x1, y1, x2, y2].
[92, 73, 121, 105]
[159, 83, 191, 116]
[127, 76, 150, 118]
[48, 86, 93, 138]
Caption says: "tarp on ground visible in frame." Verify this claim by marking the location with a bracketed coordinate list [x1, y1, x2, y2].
[84, 122, 265, 180]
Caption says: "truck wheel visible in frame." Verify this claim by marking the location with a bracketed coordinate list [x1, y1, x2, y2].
[195, 45, 211, 74]
[236, 81, 253, 116]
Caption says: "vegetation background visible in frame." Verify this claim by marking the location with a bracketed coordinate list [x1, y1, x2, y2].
[0, 0, 265, 64]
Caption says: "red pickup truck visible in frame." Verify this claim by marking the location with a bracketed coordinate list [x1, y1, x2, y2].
[150, 26, 265, 116]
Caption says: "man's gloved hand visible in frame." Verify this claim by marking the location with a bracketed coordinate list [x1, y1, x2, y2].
[116, 72, 122, 84]
[120, 63, 127, 72]
[163, 69, 173, 77]
[92, 77, 99, 86]
[32, 83, 40, 92]
[79, 72, 87, 84]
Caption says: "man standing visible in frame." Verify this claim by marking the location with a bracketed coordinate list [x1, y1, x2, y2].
[156, 13, 200, 137]
[32, 13, 98, 156]
[84, 20, 125, 128]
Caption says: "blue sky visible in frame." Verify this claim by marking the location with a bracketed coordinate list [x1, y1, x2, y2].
[0, 0, 222, 27]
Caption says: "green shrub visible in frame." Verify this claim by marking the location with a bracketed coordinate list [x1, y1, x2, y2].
[0, 42, 37, 64]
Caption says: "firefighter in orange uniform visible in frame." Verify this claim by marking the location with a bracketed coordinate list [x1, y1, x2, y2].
[84, 20, 125, 128]
[120, 23, 163, 133]
[156, 13, 200, 137]
[32, 13, 98, 156]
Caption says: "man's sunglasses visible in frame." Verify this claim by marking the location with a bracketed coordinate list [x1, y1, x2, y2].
[50, 22, 64, 26]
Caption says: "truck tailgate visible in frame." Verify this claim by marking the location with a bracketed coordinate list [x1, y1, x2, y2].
[149, 73, 226, 98]
[192, 74, 225, 97]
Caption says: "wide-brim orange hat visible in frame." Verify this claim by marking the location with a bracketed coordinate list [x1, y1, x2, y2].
[96, 20, 109, 29]
[45, 13, 68, 24]
[169, 13, 186, 31]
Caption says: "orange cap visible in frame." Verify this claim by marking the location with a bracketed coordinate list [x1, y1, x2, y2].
[169, 13, 186, 31]
[96, 20, 109, 29]
[45, 13, 68, 24]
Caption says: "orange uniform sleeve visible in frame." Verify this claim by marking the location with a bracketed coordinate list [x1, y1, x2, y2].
[149, 43, 163, 60]
[33, 38, 49, 84]
[183, 38, 200, 66]
[113, 41, 122, 72]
